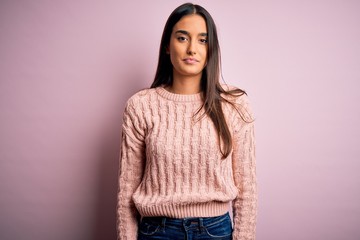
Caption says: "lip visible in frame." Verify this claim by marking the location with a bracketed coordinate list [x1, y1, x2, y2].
[183, 58, 199, 64]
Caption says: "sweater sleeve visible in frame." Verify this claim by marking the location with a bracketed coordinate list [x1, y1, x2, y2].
[117, 99, 146, 240]
[231, 95, 257, 240]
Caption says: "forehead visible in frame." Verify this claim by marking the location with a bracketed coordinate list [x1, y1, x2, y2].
[173, 14, 207, 33]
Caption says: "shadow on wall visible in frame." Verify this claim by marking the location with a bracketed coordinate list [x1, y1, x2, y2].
[92, 72, 149, 240]
[93, 136, 119, 240]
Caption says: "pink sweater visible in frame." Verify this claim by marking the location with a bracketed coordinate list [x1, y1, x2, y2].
[117, 86, 257, 240]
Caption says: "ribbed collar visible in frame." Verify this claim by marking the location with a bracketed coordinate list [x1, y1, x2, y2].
[156, 86, 203, 102]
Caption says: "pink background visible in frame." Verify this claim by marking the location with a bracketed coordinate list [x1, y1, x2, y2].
[1, 1, 359, 239]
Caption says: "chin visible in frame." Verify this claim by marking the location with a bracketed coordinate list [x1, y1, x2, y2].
[180, 69, 203, 76]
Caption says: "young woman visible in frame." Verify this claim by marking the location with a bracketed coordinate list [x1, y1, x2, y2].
[117, 3, 257, 240]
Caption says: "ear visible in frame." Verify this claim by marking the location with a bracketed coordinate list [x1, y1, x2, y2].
[165, 46, 170, 54]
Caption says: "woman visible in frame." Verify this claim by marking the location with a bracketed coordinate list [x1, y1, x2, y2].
[117, 3, 257, 240]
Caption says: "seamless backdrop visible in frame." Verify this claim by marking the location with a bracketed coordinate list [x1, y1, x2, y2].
[1, 0, 359, 240]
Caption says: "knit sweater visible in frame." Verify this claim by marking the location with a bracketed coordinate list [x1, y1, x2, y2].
[117, 86, 257, 240]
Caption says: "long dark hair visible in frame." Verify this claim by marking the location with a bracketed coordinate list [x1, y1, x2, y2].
[151, 3, 247, 159]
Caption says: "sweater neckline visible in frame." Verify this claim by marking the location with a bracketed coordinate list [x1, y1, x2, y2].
[156, 86, 203, 102]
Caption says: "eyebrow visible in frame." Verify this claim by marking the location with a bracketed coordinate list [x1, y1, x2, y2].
[175, 30, 208, 37]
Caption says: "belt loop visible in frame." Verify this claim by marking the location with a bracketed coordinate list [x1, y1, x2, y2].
[161, 217, 166, 227]
[161, 217, 166, 233]
[199, 218, 204, 233]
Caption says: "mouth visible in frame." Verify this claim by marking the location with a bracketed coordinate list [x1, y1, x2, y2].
[183, 58, 199, 64]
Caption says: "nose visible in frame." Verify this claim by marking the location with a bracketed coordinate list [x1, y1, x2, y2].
[187, 40, 196, 55]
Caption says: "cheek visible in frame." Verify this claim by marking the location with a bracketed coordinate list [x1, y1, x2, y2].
[169, 46, 183, 64]
[197, 44, 207, 56]
[202, 48, 208, 67]
[169, 54, 176, 67]
[169, 50, 180, 68]
[169, 43, 182, 56]
[201, 48, 208, 62]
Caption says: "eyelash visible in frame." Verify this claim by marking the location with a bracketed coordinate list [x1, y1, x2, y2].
[177, 36, 187, 42]
[177, 37, 208, 44]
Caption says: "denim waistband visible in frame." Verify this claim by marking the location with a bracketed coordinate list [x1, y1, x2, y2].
[140, 212, 230, 228]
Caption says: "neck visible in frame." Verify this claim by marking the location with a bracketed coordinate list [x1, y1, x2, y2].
[167, 74, 202, 95]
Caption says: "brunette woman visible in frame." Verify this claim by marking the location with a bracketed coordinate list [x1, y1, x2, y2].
[117, 3, 257, 240]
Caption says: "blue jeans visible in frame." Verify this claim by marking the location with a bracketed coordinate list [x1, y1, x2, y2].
[138, 212, 233, 240]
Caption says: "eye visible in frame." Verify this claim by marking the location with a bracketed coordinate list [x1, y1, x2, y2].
[199, 38, 208, 44]
[177, 36, 188, 42]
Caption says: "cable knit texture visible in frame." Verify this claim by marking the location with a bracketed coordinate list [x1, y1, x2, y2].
[117, 86, 257, 240]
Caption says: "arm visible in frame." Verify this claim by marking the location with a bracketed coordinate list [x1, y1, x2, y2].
[232, 96, 257, 240]
[117, 99, 146, 240]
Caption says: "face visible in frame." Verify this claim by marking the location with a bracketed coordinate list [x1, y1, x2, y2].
[167, 14, 208, 81]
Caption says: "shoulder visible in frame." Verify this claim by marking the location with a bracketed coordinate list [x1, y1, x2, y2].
[220, 84, 254, 122]
[220, 83, 238, 92]
[125, 88, 157, 109]
[234, 93, 254, 122]
[122, 88, 158, 122]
